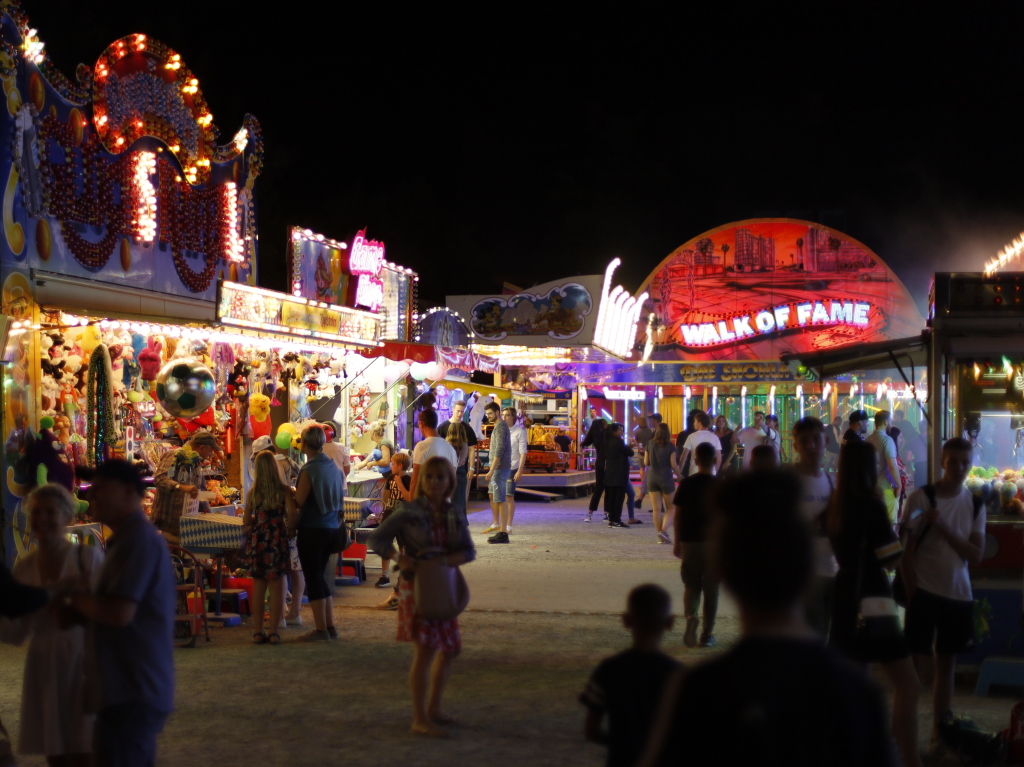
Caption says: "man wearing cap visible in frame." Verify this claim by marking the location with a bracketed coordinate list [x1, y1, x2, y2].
[320, 421, 351, 478]
[249, 435, 300, 488]
[151, 432, 220, 544]
[843, 411, 868, 445]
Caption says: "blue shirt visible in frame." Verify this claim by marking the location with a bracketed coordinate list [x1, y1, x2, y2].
[299, 451, 345, 528]
[93, 511, 176, 713]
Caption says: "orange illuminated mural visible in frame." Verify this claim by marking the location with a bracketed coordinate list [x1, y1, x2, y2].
[638, 219, 926, 361]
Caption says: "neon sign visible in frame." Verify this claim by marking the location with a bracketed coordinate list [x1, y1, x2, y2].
[602, 387, 645, 401]
[593, 259, 649, 358]
[349, 228, 385, 311]
[679, 300, 875, 348]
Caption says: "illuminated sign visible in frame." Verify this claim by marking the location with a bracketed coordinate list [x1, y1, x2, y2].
[593, 259, 649, 358]
[218, 281, 380, 347]
[601, 387, 645, 400]
[349, 228, 386, 312]
[678, 300, 875, 348]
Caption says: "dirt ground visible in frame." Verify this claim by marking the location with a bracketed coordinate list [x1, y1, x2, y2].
[0, 496, 1020, 765]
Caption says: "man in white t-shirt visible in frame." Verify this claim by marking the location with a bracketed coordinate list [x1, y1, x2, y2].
[792, 416, 836, 637]
[733, 411, 775, 470]
[865, 410, 900, 524]
[900, 437, 984, 750]
[679, 412, 721, 476]
[404, 408, 458, 500]
[505, 410, 529, 534]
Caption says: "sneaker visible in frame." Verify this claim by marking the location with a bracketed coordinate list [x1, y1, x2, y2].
[487, 531, 510, 544]
[699, 633, 716, 647]
[583, 514, 592, 522]
[608, 521, 630, 528]
[374, 574, 392, 588]
[374, 595, 400, 610]
[506, 525, 513, 533]
[627, 518, 643, 525]
[298, 629, 331, 642]
[656, 535, 668, 544]
[658, 530, 671, 544]
[603, 513, 609, 521]
[684, 616, 699, 648]
[481, 523, 500, 534]
[285, 616, 303, 627]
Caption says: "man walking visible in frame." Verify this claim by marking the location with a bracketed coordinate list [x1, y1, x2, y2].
[633, 414, 658, 510]
[866, 410, 901, 524]
[69, 460, 176, 767]
[792, 416, 836, 637]
[505, 407, 528, 535]
[673, 441, 721, 647]
[901, 438, 984, 760]
[679, 412, 721, 475]
[482, 401, 512, 543]
[765, 414, 785, 462]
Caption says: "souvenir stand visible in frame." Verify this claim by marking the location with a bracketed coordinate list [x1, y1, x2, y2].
[580, 219, 928, 464]
[446, 260, 647, 498]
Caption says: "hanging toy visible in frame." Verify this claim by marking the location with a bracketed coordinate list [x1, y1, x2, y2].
[248, 390, 272, 438]
[85, 344, 117, 466]
[138, 337, 163, 392]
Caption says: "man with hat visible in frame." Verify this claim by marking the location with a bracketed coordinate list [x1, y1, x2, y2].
[151, 431, 220, 544]
[320, 420, 351, 478]
[843, 410, 869, 445]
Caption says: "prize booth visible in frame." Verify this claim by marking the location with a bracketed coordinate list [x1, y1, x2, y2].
[582, 219, 927, 464]
[446, 260, 648, 497]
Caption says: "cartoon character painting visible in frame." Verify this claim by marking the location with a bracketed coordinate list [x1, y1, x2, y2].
[470, 284, 592, 341]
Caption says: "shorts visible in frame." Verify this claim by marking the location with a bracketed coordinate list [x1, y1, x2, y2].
[489, 469, 511, 502]
[904, 588, 975, 656]
[288, 538, 301, 572]
[647, 472, 675, 495]
[506, 475, 519, 497]
[882, 487, 899, 524]
[296, 526, 338, 601]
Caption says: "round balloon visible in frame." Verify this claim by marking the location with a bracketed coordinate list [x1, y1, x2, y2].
[409, 362, 430, 381]
[155, 358, 216, 419]
[278, 422, 297, 435]
[382, 364, 402, 385]
[275, 431, 293, 450]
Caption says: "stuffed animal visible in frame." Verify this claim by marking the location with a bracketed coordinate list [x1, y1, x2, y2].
[138, 338, 163, 388]
[76, 326, 101, 358]
[227, 360, 251, 400]
[248, 391, 271, 438]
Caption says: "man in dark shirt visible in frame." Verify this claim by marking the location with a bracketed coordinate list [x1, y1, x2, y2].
[672, 441, 720, 647]
[674, 409, 703, 476]
[581, 584, 680, 767]
[553, 427, 572, 452]
[642, 470, 896, 767]
[844, 410, 869, 444]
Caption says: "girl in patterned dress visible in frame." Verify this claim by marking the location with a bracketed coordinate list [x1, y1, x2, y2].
[368, 456, 476, 737]
[243, 451, 297, 645]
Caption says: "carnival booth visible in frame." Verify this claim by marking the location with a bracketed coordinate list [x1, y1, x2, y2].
[581, 219, 928, 463]
[446, 260, 647, 496]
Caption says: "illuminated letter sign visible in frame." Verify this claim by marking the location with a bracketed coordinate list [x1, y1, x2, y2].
[593, 259, 649, 358]
[349, 228, 386, 311]
[677, 299, 878, 349]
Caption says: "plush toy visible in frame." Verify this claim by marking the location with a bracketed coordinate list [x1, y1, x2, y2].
[248, 391, 271, 438]
[76, 326, 101, 358]
[204, 479, 231, 506]
[40, 374, 60, 415]
[138, 337, 163, 389]
[227, 360, 252, 400]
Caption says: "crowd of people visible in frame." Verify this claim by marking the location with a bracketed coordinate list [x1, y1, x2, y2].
[579, 407, 986, 767]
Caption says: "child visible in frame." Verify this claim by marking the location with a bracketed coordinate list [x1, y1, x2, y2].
[374, 452, 411, 592]
[580, 584, 680, 767]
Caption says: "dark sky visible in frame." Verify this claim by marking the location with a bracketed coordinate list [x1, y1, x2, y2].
[30, 3, 1024, 311]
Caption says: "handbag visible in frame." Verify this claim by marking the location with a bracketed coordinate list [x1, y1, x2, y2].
[855, 539, 903, 644]
[414, 547, 470, 621]
[328, 519, 350, 555]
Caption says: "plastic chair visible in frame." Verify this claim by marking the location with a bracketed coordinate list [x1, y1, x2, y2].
[167, 544, 210, 647]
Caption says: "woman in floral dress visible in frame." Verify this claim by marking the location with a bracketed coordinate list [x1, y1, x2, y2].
[368, 456, 476, 737]
[243, 451, 297, 645]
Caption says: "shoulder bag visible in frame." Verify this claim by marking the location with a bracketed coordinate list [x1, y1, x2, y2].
[414, 546, 470, 621]
[855, 538, 903, 644]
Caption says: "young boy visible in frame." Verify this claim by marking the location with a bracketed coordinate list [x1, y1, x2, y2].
[374, 452, 411, 591]
[900, 437, 984, 758]
[580, 584, 680, 767]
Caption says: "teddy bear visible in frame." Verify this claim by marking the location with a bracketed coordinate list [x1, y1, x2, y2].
[40, 374, 60, 415]
[248, 391, 271, 438]
[76, 326, 101, 358]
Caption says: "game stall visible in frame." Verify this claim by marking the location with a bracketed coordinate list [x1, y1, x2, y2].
[579, 219, 928, 461]
[446, 260, 648, 496]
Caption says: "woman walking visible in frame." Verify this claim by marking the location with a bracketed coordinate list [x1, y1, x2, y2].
[603, 423, 634, 529]
[0, 484, 103, 766]
[645, 423, 679, 543]
[243, 451, 298, 645]
[368, 456, 476, 737]
[445, 420, 471, 520]
[713, 415, 735, 472]
[582, 418, 608, 522]
[828, 440, 921, 767]
[294, 424, 346, 641]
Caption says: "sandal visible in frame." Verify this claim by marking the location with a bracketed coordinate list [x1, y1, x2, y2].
[252, 632, 268, 645]
[267, 632, 282, 645]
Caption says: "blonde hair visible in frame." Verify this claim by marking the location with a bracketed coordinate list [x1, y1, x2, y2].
[391, 452, 411, 471]
[369, 420, 386, 440]
[26, 483, 77, 523]
[247, 451, 288, 513]
[446, 420, 468, 453]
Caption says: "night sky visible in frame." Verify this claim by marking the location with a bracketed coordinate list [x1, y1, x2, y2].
[30, 3, 1024, 311]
